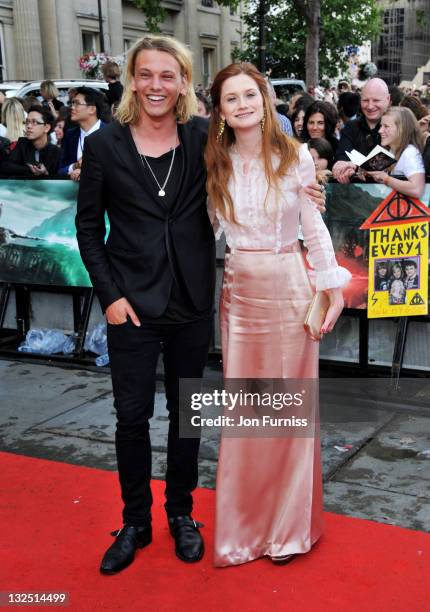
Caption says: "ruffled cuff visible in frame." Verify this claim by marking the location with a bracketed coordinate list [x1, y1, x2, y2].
[314, 266, 352, 291]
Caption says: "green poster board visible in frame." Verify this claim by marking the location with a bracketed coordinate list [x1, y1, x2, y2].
[0, 180, 91, 287]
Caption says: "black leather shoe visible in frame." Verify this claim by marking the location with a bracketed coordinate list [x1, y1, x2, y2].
[168, 516, 204, 563]
[100, 525, 152, 575]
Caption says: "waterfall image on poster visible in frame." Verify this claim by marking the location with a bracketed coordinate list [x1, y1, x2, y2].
[1, 180, 429, 295]
[0, 180, 93, 287]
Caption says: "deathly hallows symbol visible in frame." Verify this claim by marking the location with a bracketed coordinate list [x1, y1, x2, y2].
[360, 191, 430, 230]
[410, 293, 425, 306]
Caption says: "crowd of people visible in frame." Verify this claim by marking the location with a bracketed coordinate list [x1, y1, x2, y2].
[0, 68, 429, 193]
[0, 61, 123, 180]
[197, 76, 430, 195]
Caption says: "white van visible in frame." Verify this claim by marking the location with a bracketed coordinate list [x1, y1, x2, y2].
[7, 79, 109, 104]
[270, 78, 306, 102]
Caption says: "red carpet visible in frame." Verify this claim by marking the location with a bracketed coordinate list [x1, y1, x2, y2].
[1, 451, 429, 611]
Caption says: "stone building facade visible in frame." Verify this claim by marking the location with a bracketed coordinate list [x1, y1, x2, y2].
[0, 0, 244, 86]
[373, 0, 430, 85]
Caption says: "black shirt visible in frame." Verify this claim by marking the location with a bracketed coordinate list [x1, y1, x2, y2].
[138, 145, 212, 324]
[106, 81, 123, 107]
[334, 114, 381, 163]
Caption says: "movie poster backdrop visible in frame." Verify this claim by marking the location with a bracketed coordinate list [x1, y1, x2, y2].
[0, 180, 90, 287]
[1, 180, 430, 308]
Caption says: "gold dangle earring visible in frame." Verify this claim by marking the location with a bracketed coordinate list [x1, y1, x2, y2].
[217, 117, 225, 143]
[261, 111, 266, 134]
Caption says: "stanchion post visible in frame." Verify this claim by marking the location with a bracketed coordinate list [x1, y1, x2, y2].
[391, 316, 409, 390]
[14, 285, 31, 338]
[0, 282, 11, 328]
[74, 288, 94, 358]
[358, 310, 369, 371]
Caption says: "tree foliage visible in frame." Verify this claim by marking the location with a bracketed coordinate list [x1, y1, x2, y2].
[131, 0, 166, 33]
[237, 0, 380, 82]
[131, 0, 240, 33]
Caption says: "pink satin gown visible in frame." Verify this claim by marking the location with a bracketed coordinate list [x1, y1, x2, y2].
[212, 145, 351, 567]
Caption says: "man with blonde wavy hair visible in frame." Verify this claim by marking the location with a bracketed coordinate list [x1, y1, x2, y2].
[77, 35, 215, 574]
[76, 35, 326, 574]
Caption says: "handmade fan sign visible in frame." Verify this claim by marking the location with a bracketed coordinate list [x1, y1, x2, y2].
[360, 190, 430, 318]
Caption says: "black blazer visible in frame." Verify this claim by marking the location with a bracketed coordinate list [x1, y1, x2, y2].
[58, 127, 80, 174]
[1, 137, 61, 176]
[334, 115, 381, 163]
[58, 121, 107, 175]
[75, 117, 216, 317]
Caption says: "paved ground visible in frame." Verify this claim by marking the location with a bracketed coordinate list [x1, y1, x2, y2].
[1, 357, 430, 532]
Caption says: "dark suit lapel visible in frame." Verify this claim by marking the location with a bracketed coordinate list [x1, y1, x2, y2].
[172, 121, 194, 216]
[112, 122, 151, 195]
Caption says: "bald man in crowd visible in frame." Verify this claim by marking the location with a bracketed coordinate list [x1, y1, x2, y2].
[333, 78, 391, 183]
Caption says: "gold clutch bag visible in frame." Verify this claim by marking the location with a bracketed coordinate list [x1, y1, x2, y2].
[304, 291, 330, 341]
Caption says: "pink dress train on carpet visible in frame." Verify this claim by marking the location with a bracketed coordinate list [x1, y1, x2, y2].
[211, 144, 351, 567]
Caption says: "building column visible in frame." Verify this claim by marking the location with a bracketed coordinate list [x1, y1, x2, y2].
[55, 0, 81, 78]
[13, 0, 44, 79]
[107, 0, 123, 56]
[219, 6, 232, 70]
[184, 0, 202, 85]
[38, 0, 61, 78]
[173, 6, 186, 44]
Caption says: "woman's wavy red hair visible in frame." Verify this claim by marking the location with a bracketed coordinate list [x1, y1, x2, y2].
[205, 62, 298, 223]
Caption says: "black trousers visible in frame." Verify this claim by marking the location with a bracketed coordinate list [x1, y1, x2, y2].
[107, 316, 213, 526]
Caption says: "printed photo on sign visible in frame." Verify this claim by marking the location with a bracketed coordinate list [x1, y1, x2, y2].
[373, 257, 420, 306]
[375, 257, 420, 306]
[374, 260, 389, 291]
[373, 251, 424, 314]
[403, 259, 420, 290]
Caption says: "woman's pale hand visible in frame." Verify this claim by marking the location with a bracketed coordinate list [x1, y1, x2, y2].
[321, 288, 344, 334]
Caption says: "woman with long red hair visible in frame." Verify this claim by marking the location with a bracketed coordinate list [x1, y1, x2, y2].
[205, 63, 351, 567]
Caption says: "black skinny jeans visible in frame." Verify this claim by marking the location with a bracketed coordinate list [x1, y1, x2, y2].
[107, 316, 213, 526]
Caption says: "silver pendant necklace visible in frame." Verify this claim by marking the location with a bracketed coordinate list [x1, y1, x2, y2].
[133, 127, 177, 197]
